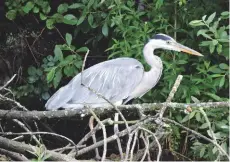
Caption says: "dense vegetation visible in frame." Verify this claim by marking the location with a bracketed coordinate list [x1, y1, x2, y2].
[1, 0, 229, 161]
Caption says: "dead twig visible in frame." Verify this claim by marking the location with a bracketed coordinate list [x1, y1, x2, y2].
[0, 74, 16, 91]
[31, 27, 45, 47]
[130, 129, 139, 161]
[114, 113, 123, 160]
[140, 131, 149, 162]
[0, 131, 77, 153]
[140, 127, 161, 162]
[89, 116, 100, 159]
[86, 106, 107, 161]
[12, 119, 40, 146]
[159, 75, 183, 118]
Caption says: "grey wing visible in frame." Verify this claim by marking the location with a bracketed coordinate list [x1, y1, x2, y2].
[45, 58, 144, 110]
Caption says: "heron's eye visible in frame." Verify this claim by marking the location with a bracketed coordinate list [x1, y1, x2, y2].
[166, 41, 171, 44]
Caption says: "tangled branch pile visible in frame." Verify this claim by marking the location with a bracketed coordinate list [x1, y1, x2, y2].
[0, 75, 229, 161]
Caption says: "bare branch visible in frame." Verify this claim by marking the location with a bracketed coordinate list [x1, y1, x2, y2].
[87, 106, 107, 161]
[114, 113, 123, 160]
[12, 119, 40, 145]
[0, 131, 77, 153]
[74, 116, 157, 157]
[140, 131, 149, 162]
[0, 148, 29, 161]
[0, 136, 75, 161]
[0, 74, 17, 91]
[130, 129, 139, 161]
[0, 102, 227, 121]
[140, 127, 162, 162]
[159, 75, 183, 118]
[89, 116, 100, 159]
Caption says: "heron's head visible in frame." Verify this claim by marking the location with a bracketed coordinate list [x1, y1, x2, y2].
[148, 33, 203, 56]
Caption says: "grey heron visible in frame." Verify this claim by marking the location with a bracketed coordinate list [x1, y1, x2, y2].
[46, 34, 202, 110]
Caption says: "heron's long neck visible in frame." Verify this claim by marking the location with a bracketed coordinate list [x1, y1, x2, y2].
[143, 43, 162, 69]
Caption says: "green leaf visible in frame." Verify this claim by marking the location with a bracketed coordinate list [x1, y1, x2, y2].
[23, 1, 35, 13]
[206, 12, 216, 25]
[205, 92, 222, 101]
[46, 19, 55, 29]
[197, 29, 208, 36]
[77, 15, 86, 25]
[54, 45, 63, 61]
[63, 14, 78, 25]
[76, 47, 89, 52]
[28, 66, 37, 76]
[57, 3, 69, 14]
[198, 32, 212, 39]
[36, 69, 43, 76]
[65, 33, 72, 46]
[202, 15, 207, 21]
[199, 41, 212, 46]
[88, 14, 94, 27]
[189, 111, 196, 119]
[221, 11, 230, 19]
[212, 146, 218, 154]
[199, 123, 209, 129]
[219, 76, 225, 88]
[42, 92, 50, 100]
[64, 55, 76, 62]
[64, 66, 75, 77]
[102, 23, 109, 37]
[195, 112, 201, 122]
[6, 10, 17, 20]
[28, 76, 37, 83]
[69, 3, 84, 9]
[74, 61, 82, 68]
[216, 44, 222, 54]
[208, 66, 222, 73]
[212, 40, 218, 45]
[221, 11, 229, 17]
[219, 63, 228, 70]
[47, 68, 56, 83]
[177, 60, 187, 64]
[87, 0, 95, 8]
[33, 6, 39, 13]
[40, 13, 47, 20]
[220, 142, 228, 152]
[51, 13, 64, 23]
[200, 147, 206, 157]
[189, 20, 205, 27]
[53, 69, 62, 88]
[181, 115, 190, 123]
[209, 44, 215, 53]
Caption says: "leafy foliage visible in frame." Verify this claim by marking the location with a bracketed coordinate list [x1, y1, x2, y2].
[15, 33, 87, 99]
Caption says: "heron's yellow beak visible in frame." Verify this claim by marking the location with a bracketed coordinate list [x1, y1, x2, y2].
[176, 43, 203, 56]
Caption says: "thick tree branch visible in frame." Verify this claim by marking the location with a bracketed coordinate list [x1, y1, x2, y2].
[0, 136, 75, 161]
[0, 102, 227, 120]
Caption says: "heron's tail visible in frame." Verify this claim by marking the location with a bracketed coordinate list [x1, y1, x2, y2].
[45, 84, 74, 110]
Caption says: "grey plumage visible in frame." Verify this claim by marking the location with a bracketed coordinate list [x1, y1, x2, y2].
[45, 33, 202, 110]
[45, 58, 144, 110]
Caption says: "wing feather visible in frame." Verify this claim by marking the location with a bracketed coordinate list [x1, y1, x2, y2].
[45, 58, 144, 110]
